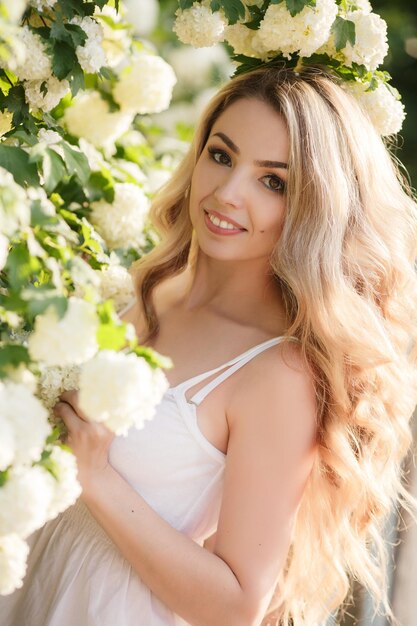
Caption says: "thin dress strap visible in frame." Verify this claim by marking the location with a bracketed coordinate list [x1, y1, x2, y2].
[184, 336, 296, 406]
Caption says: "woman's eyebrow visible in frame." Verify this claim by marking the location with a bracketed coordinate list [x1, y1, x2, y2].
[212, 131, 288, 170]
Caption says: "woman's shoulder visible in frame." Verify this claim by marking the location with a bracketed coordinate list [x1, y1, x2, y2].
[227, 337, 317, 439]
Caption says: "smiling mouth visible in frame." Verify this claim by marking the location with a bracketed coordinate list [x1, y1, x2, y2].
[204, 209, 247, 231]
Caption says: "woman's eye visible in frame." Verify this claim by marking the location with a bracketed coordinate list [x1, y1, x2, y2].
[207, 147, 231, 166]
[262, 175, 286, 193]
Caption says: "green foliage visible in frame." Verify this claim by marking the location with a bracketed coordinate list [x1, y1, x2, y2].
[0, 145, 40, 186]
[96, 299, 131, 350]
[0, 345, 30, 379]
[269, 0, 315, 16]
[211, 0, 246, 24]
[332, 16, 356, 51]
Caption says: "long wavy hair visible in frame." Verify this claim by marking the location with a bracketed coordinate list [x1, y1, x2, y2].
[130, 65, 417, 625]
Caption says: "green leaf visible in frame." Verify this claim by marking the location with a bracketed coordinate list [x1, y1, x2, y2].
[178, 0, 194, 8]
[43, 148, 67, 193]
[215, 0, 246, 24]
[85, 170, 115, 202]
[96, 321, 128, 351]
[130, 345, 173, 370]
[51, 41, 78, 80]
[21, 286, 68, 320]
[51, 16, 87, 48]
[5, 242, 43, 290]
[60, 142, 90, 185]
[331, 16, 356, 51]
[58, 0, 95, 18]
[283, 0, 314, 16]
[0, 145, 40, 187]
[2, 84, 29, 127]
[0, 470, 9, 487]
[0, 345, 30, 379]
[67, 63, 85, 96]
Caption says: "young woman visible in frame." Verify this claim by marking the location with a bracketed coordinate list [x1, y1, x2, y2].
[2, 65, 417, 626]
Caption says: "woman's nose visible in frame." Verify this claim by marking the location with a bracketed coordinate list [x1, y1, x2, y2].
[213, 169, 245, 208]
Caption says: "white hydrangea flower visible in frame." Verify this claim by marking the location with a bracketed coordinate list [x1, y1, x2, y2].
[0, 232, 8, 271]
[144, 167, 173, 195]
[90, 182, 149, 250]
[0, 167, 30, 237]
[124, 0, 159, 36]
[38, 363, 80, 413]
[29, 0, 58, 9]
[98, 256, 135, 313]
[167, 45, 231, 91]
[78, 350, 168, 435]
[113, 54, 176, 115]
[0, 534, 29, 596]
[70, 16, 107, 73]
[3, 364, 37, 391]
[173, 0, 228, 48]
[341, 11, 388, 71]
[24, 76, 70, 113]
[343, 80, 406, 135]
[113, 159, 147, 184]
[64, 90, 134, 153]
[77, 138, 107, 171]
[28, 298, 99, 366]
[257, 0, 338, 59]
[0, 415, 14, 472]
[224, 23, 268, 58]
[0, 466, 54, 538]
[0, 110, 12, 137]
[38, 128, 62, 144]
[3, 0, 28, 23]
[347, 0, 371, 13]
[95, 5, 131, 68]
[12, 26, 52, 81]
[69, 254, 102, 301]
[0, 381, 51, 467]
[45, 446, 81, 520]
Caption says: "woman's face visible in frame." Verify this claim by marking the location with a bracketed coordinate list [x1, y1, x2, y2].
[189, 97, 289, 263]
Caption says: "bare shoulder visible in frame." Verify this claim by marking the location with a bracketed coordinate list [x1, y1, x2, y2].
[228, 338, 317, 442]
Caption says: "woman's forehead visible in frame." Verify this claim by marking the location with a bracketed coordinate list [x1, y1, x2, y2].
[209, 98, 289, 163]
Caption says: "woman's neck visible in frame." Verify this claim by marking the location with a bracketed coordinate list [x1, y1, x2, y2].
[176, 251, 286, 328]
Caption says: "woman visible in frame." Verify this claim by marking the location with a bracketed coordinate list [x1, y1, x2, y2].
[2, 65, 417, 626]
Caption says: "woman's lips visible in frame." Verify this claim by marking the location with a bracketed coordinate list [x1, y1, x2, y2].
[203, 209, 247, 236]
[203, 208, 246, 230]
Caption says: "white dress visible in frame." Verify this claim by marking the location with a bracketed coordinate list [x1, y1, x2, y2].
[0, 335, 290, 626]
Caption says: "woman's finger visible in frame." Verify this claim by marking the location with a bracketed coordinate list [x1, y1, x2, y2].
[59, 389, 90, 422]
[54, 401, 83, 433]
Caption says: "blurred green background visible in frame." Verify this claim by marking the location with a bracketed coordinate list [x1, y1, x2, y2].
[373, 0, 417, 189]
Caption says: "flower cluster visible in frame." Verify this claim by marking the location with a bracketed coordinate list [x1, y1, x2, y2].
[38, 349, 169, 437]
[90, 182, 150, 250]
[69, 16, 107, 73]
[28, 298, 100, 367]
[113, 53, 177, 115]
[78, 350, 169, 435]
[173, 0, 228, 47]
[0, 380, 82, 594]
[0, 0, 175, 597]
[173, 0, 405, 136]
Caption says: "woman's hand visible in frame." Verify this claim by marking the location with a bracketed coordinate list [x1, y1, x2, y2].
[53, 390, 115, 496]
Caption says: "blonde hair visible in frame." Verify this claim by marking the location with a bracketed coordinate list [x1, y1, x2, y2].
[131, 66, 417, 625]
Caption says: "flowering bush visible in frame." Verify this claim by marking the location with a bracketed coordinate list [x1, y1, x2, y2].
[0, 0, 177, 595]
[173, 0, 405, 136]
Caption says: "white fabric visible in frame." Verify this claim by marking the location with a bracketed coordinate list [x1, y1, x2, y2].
[0, 335, 293, 626]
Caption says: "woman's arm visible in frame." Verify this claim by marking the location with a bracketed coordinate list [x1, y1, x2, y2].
[56, 342, 317, 626]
